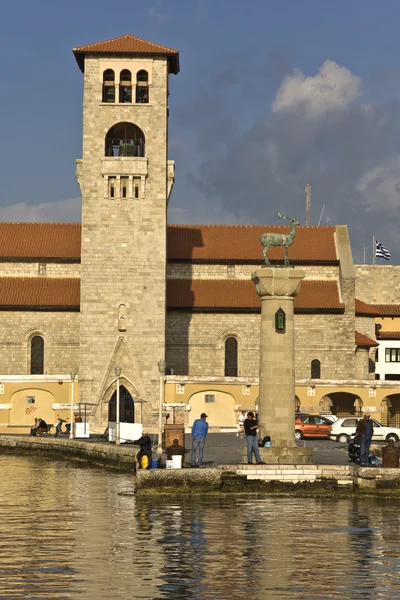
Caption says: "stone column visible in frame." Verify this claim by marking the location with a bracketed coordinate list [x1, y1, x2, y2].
[252, 267, 312, 464]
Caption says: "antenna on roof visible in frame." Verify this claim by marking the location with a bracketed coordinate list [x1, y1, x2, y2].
[317, 204, 325, 226]
[305, 175, 311, 226]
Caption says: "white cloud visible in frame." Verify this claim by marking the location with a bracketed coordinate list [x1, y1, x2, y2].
[272, 60, 360, 118]
[356, 157, 400, 213]
[148, 1, 169, 24]
[0, 197, 81, 222]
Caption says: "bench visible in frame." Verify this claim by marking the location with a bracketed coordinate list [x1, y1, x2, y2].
[36, 424, 53, 437]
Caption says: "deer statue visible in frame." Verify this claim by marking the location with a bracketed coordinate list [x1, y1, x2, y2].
[259, 212, 300, 267]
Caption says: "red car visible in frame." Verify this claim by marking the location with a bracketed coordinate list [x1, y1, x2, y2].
[295, 414, 332, 440]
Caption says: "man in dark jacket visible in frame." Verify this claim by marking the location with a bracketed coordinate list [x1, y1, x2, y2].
[244, 412, 265, 465]
[166, 438, 185, 461]
[131, 433, 152, 469]
[356, 414, 374, 466]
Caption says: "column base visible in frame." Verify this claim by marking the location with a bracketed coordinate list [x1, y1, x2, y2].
[241, 445, 313, 465]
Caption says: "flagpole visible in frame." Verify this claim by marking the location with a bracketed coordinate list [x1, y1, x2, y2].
[372, 235, 376, 265]
[363, 245, 366, 265]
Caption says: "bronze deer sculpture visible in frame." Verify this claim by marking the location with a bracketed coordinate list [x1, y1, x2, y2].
[259, 212, 300, 267]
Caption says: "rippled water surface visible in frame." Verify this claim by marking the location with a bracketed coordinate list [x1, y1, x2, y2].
[2, 455, 400, 599]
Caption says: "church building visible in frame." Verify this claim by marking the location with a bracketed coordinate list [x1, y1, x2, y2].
[0, 34, 399, 435]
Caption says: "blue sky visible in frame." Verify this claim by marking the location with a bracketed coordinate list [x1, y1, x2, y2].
[1, 0, 400, 263]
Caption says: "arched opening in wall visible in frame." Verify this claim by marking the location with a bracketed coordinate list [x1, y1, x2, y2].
[119, 69, 132, 103]
[319, 395, 333, 415]
[108, 385, 135, 423]
[225, 337, 238, 377]
[188, 390, 236, 428]
[30, 336, 44, 375]
[325, 392, 362, 418]
[102, 69, 115, 103]
[136, 70, 149, 103]
[10, 389, 56, 427]
[105, 122, 145, 157]
[311, 359, 321, 379]
[295, 396, 301, 412]
[382, 393, 400, 428]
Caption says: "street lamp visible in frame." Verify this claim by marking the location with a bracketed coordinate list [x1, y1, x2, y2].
[157, 359, 167, 453]
[69, 371, 77, 440]
[115, 365, 122, 445]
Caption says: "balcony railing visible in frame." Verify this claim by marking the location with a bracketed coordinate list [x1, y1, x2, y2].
[105, 139, 145, 157]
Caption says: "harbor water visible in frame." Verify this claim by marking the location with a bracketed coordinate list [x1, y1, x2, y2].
[1, 454, 400, 599]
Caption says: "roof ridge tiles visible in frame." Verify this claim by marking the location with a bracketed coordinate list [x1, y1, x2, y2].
[73, 33, 178, 53]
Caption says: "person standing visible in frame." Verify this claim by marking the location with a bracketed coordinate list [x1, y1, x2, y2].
[237, 411, 246, 437]
[356, 413, 374, 466]
[244, 411, 264, 465]
[191, 413, 209, 467]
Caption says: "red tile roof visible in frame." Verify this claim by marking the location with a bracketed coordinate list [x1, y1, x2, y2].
[355, 299, 381, 316]
[0, 223, 339, 264]
[377, 331, 400, 340]
[0, 278, 79, 308]
[372, 305, 400, 316]
[167, 225, 338, 263]
[0, 223, 81, 259]
[167, 279, 344, 312]
[73, 34, 179, 74]
[355, 331, 379, 347]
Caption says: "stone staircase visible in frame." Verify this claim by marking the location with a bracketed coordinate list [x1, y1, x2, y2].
[223, 464, 354, 486]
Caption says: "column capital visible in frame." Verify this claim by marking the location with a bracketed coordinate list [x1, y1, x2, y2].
[251, 267, 306, 298]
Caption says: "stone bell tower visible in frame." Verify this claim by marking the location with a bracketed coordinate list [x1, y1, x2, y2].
[73, 34, 179, 425]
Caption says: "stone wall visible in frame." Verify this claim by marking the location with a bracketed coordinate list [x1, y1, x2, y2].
[0, 311, 79, 374]
[0, 435, 138, 470]
[166, 310, 360, 380]
[355, 265, 400, 303]
[0, 262, 80, 277]
[167, 262, 340, 280]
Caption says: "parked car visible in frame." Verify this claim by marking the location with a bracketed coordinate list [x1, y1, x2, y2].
[330, 417, 400, 443]
[295, 414, 332, 440]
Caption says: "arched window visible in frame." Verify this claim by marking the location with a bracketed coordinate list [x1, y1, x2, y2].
[105, 122, 145, 157]
[108, 385, 135, 423]
[136, 70, 149, 103]
[31, 336, 44, 374]
[311, 359, 321, 379]
[119, 69, 132, 103]
[225, 337, 238, 377]
[102, 69, 115, 103]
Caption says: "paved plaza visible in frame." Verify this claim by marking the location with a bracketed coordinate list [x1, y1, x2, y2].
[183, 433, 351, 466]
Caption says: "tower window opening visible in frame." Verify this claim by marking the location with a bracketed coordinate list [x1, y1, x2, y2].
[102, 69, 115, 103]
[119, 69, 132, 103]
[134, 183, 139, 198]
[105, 122, 145, 157]
[136, 70, 149, 104]
[121, 177, 128, 198]
[108, 176, 116, 199]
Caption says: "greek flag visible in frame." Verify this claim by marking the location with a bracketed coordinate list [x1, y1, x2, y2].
[375, 240, 391, 261]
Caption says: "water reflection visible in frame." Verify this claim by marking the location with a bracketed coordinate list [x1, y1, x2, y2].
[1, 455, 400, 599]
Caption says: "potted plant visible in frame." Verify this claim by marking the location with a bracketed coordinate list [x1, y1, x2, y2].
[119, 141, 135, 157]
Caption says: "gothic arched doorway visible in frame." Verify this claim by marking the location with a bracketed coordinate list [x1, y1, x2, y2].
[108, 385, 135, 423]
